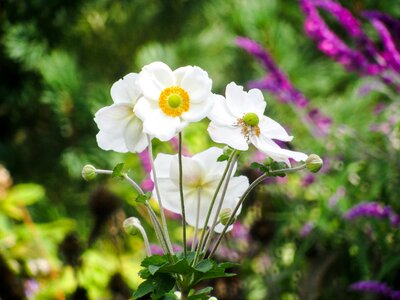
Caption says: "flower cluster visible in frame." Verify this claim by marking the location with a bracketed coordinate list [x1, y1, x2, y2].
[88, 61, 318, 299]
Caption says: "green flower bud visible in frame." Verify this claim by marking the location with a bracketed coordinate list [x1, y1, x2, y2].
[219, 208, 234, 226]
[306, 154, 323, 173]
[82, 164, 97, 181]
[123, 217, 141, 236]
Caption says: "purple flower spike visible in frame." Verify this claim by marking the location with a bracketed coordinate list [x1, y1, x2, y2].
[307, 108, 332, 136]
[299, 221, 314, 237]
[344, 201, 391, 220]
[300, 0, 381, 75]
[363, 11, 400, 73]
[236, 36, 309, 108]
[350, 280, 400, 299]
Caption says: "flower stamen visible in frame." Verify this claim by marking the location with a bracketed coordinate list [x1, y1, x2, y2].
[235, 112, 261, 142]
[159, 86, 190, 117]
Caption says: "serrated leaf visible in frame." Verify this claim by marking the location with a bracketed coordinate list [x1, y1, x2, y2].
[148, 264, 164, 275]
[158, 258, 193, 275]
[132, 279, 156, 299]
[112, 163, 125, 178]
[141, 255, 169, 268]
[136, 191, 152, 203]
[194, 260, 214, 273]
[217, 154, 229, 162]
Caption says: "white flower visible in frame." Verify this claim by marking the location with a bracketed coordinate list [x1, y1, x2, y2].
[208, 82, 308, 165]
[135, 61, 214, 141]
[94, 73, 148, 153]
[153, 147, 249, 233]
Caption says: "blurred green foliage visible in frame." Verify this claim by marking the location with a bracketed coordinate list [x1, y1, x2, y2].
[1, 0, 400, 299]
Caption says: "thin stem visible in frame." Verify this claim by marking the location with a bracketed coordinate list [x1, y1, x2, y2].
[191, 189, 201, 252]
[193, 150, 237, 264]
[208, 173, 268, 258]
[208, 164, 306, 258]
[147, 135, 174, 254]
[94, 169, 112, 175]
[94, 166, 173, 255]
[123, 173, 144, 194]
[178, 132, 187, 256]
[137, 225, 152, 257]
[201, 153, 239, 257]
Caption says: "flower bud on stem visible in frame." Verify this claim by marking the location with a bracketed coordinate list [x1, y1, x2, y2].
[123, 217, 151, 256]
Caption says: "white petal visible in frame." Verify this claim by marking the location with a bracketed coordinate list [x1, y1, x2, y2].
[259, 116, 293, 142]
[96, 130, 128, 152]
[94, 103, 134, 131]
[142, 110, 181, 141]
[134, 97, 158, 123]
[207, 94, 237, 126]
[247, 88, 267, 117]
[124, 117, 148, 153]
[193, 147, 225, 179]
[174, 66, 212, 103]
[223, 176, 249, 211]
[156, 178, 182, 213]
[169, 155, 204, 187]
[111, 73, 141, 105]
[225, 82, 249, 117]
[139, 61, 175, 101]
[154, 153, 175, 178]
[215, 223, 234, 233]
[181, 96, 213, 122]
[207, 122, 249, 151]
[252, 136, 308, 165]
[185, 188, 215, 229]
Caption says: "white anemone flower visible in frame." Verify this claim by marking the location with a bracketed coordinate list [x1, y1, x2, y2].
[153, 147, 249, 233]
[208, 82, 308, 165]
[94, 73, 148, 153]
[135, 61, 214, 141]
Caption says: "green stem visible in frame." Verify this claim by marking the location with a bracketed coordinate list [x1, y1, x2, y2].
[193, 150, 237, 265]
[178, 132, 187, 256]
[147, 135, 174, 254]
[208, 164, 306, 258]
[122, 174, 171, 255]
[201, 153, 239, 258]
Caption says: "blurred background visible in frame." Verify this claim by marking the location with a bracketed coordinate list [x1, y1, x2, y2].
[1, 0, 400, 299]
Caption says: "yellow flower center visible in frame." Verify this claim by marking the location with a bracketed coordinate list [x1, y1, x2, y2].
[159, 86, 190, 117]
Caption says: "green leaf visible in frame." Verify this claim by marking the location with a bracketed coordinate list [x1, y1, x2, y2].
[217, 154, 229, 162]
[250, 162, 269, 173]
[112, 163, 125, 179]
[218, 262, 240, 269]
[141, 255, 169, 267]
[148, 264, 164, 275]
[188, 287, 213, 300]
[136, 191, 152, 203]
[133, 279, 156, 299]
[158, 258, 193, 275]
[194, 260, 214, 273]
[152, 273, 176, 299]
[5, 183, 45, 206]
